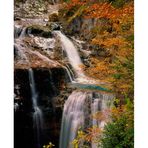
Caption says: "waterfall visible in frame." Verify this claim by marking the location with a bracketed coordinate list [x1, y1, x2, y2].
[19, 27, 27, 38]
[59, 91, 113, 148]
[59, 91, 89, 148]
[53, 31, 85, 78]
[28, 68, 43, 148]
[92, 99, 100, 127]
[63, 66, 74, 82]
[14, 26, 29, 63]
[53, 31, 102, 85]
[91, 94, 113, 148]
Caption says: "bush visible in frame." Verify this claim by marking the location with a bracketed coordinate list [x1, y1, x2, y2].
[100, 99, 134, 148]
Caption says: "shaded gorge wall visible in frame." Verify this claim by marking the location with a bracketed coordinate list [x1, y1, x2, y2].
[14, 67, 71, 148]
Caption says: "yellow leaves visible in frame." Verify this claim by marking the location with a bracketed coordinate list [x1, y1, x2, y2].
[72, 139, 79, 148]
[77, 130, 85, 139]
[72, 127, 102, 148]
[72, 130, 86, 148]
[43, 142, 55, 148]
[72, 131, 86, 148]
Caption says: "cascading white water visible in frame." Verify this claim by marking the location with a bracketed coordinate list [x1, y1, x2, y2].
[92, 99, 100, 127]
[91, 99, 100, 148]
[65, 64, 75, 80]
[63, 66, 74, 82]
[15, 27, 44, 144]
[60, 91, 113, 148]
[53, 31, 102, 85]
[14, 27, 29, 62]
[28, 68, 43, 148]
[91, 94, 113, 148]
[53, 31, 85, 78]
[19, 27, 27, 38]
[60, 91, 89, 148]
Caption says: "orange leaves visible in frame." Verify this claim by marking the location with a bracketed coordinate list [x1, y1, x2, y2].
[92, 109, 111, 122]
[84, 1, 134, 20]
[63, 0, 134, 97]
[64, 0, 87, 10]
[64, 0, 134, 24]
[122, 2, 134, 16]
[84, 126, 102, 142]
[84, 2, 118, 19]
[84, 57, 116, 82]
[92, 37, 127, 48]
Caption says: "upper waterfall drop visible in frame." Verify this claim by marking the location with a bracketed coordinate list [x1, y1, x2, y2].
[53, 31, 85, 78]
[53, 31, 102, 85]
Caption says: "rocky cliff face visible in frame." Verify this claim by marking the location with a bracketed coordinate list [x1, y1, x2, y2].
[14, 67, 73, 148]
[14, 1, 72, 147]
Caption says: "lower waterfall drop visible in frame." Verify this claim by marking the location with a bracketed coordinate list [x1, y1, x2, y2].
[59, 91, 113, 148]
[53, 31, 85, 78]
[59, 91, 90, 148]
[28, 68, 43, 148]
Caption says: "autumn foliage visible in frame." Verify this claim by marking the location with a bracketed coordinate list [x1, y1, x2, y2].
[62, 0, 134, 97]
[62, 1, 134, 147]
[72, 98, 134, 148]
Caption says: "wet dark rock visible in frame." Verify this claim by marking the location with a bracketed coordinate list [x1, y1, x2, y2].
[14, 17, 21, 21]
[48, 13, 59, 22]
[14, 67, 72, 148]
[47, 22, 62, 31]
[27, 25, 52, 38]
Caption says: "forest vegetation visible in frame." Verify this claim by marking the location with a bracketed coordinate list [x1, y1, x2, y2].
[59, 0, 134, 147]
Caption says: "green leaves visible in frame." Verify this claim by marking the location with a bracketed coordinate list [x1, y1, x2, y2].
[100, 99, 134, 148]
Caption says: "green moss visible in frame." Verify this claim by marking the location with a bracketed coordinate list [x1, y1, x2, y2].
[126, 34, 134, 42]
[109, 0, 132, 8]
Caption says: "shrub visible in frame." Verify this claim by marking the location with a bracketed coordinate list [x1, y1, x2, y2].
[100, 99, 134, 148]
